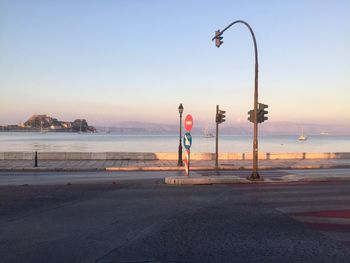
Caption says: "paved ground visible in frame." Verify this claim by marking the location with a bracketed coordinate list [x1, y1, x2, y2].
[0, 176, 350, 262]
[1, 169, 350, 186]
[0, 171, 182, 186]
[229, 181, 350, 249]
[1, 158, 350, 171]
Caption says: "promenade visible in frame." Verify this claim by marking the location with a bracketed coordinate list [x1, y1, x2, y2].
[1, 158, 350, 171]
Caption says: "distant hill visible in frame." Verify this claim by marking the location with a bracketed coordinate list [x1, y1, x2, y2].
[96, 121, 350, 136]
[97, 122, 178, 134]
[24, 114, 96, 132]
[1, 114, 96, 133]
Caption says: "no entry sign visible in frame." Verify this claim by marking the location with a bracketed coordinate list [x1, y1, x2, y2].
[184, 114, 193, 131]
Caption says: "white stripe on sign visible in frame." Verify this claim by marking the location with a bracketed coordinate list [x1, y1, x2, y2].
[185, 136, 190, 146]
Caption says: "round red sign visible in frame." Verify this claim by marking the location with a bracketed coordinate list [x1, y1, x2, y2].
[184, 114, 193, 131]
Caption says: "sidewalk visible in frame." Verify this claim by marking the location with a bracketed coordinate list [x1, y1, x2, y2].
[1, 158, 350, 171]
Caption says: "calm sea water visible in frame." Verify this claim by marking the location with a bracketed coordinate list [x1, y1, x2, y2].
[0, 132, 349, 153]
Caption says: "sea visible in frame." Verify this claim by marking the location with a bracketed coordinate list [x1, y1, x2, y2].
[0, 132, 350, 153]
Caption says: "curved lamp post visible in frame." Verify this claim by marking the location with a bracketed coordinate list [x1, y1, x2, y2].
[212, 20, 261, 180]
[177, 103, 184, 166]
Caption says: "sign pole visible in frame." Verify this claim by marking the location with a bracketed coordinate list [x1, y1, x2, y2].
[188, 150, 190, 177]
[184, 149, 190, 176]
[183, 114, 193, 177]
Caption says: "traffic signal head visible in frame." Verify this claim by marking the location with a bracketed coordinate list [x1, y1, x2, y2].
[258, 103, 268, 123]
[216, 108, 226, 124]
[258, 103, 268, 111]
[248, 110, 255, 123]
[215, 30, 223, 48]
[216, 113, 221, 123]
[218, 110, 226, 123]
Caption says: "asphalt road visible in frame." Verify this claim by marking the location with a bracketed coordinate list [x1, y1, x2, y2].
[0, 174, 350, 262]
[0, 170, 183, 186]
[199, 168, 350, 178]
[0, 168, 350, 186]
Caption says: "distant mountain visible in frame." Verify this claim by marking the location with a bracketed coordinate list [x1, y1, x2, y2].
[97, 121, 178, 134]
[258, 122, 350, 136]
[96, 121, 350, 136]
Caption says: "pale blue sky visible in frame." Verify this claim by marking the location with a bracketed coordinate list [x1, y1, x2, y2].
[1, 0, 349, 126]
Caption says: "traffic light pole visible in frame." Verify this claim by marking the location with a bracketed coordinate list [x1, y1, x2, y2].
[252, 54, 259, 180]
[212, 20, 261, 180]
[215, 105, 219, 167]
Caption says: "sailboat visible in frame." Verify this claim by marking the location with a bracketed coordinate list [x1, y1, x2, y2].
[298, 134, 307, 141]
[204, 123, 214, 138]
[298, 126, 307, 141]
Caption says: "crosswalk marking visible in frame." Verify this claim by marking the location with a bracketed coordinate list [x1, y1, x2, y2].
[258, 195, 350, 203]
[231, 181, 350, 247]
[244, 189, 350, 197]
[277, 205, 350, 214]
[292, 216, 350, 225]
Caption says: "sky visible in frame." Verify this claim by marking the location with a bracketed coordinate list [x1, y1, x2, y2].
[0, 0, 349, 126]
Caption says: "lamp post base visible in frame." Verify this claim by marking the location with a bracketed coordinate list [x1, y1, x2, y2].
[247, 172, 263, 181]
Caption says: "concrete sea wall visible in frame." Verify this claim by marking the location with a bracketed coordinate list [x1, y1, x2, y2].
[1, 152, 350, 161]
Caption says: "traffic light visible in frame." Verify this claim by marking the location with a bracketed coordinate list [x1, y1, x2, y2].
[216, 108, 226, 124]
[216, 113, 221, 123]
[257, 103, 268, 123]
[219, 110, 226, 123]
[215, 30, 223, 48]
[248, 110, 255, 123]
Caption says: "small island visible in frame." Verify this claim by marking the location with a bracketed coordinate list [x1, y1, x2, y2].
[0, 114, 96, 133]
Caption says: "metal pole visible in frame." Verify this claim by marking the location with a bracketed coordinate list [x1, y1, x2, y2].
[178, 112, 183, 166]
[212, 20, 261, 180]
[215, 105, 219, 167]
[34, 151, 38, 167]
[188, 150, 190, 177]
[251, 56, 260, 180]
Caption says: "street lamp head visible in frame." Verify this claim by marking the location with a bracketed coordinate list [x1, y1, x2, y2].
[178, 103, 184, 115]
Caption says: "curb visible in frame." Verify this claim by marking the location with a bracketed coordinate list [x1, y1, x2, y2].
[1, 164, 350, 172]
[0, 167, 105, 172]
[165, 176, 251, 185]
[164, 175, 350, 185]
[105, 165, 350, 172]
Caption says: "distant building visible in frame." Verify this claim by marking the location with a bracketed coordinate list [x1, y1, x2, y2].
[62, 122, 71, 129]
[50, 125, 62, 130]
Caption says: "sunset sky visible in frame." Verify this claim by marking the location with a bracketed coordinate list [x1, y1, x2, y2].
[1, 1, 349, 126]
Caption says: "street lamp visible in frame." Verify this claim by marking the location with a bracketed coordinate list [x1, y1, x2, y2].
[212, 20, 262, 180]
[177, 103, 184, 166]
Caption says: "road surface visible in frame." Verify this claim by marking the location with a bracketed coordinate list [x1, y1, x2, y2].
[0, 168, 350, 185]
[0, 171, 350, 262]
